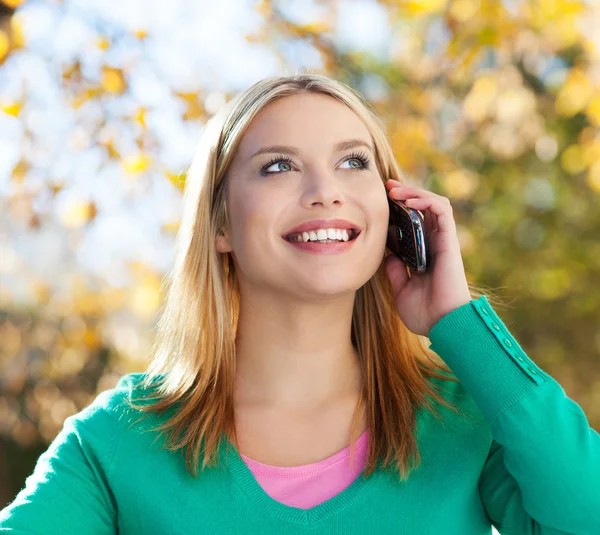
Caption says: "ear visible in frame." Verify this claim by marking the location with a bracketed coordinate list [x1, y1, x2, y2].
[215, 229, 232, 253]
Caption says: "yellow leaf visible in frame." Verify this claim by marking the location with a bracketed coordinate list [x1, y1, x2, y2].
[129, 275, 162, 318]
[10, 16, 25, 48]
[82, 327, 102, 350]
[463, 75, 497, 122]
[585, 94, 600, 126]
[449, 0, 479, 22]
[1, 101, 21, 117]
[11, 159, 28, 182]
[588, 161, 600, 192]
[0, 31, 9, 62]
[99, 137, 120, 159]
[62, 201, 96, 228]
[536, 0, 585, 20]
[552, 17, 579, 48]
[165, 170, 186, 191]
[134, 107, 146, 127]
[582, 139, 600, 166]
[101, 66, 126, 94]
[162, 221, 181, 234]
[255, 0, 272, 17]
[555, 68, 593, 117]
[71, 87, 97, 108]
[404, 0, 447, 16]
[96, 37, 110, 50]
[176, 92, 205, 120]
[298, 21, 331, 34]
[442, 169, 479, 200]
[62, 61, 82, 81]
[2, 0, 26, 8]
[560, 144, 586, 174]
[123, 153, 151, 174]
[49, 182, 65, 197]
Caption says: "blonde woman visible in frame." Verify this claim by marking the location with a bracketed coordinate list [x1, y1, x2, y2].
[1, 74, 598, 534]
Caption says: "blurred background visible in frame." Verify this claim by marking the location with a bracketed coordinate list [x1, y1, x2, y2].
[0, 0, 599, 521]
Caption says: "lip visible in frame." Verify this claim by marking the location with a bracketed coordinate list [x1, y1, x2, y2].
[283, 233, 360, 255]
[282, 218, 362, 240]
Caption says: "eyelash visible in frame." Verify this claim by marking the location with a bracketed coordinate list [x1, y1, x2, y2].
[259, 151, 371, 176]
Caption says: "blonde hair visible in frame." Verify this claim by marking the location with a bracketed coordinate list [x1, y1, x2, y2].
[127, 73, 497, 482]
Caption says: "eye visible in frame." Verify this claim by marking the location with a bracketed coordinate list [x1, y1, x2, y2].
[260, 155, 294, 176]
[259, 151, 372, 176]
[340, 151, 371, 170]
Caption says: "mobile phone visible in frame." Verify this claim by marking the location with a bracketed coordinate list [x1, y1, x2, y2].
[386, 196, 430, 273]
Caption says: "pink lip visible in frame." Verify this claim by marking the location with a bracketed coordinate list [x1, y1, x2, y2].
[284, 233, 360, 254]
[282, 218, 362, 239]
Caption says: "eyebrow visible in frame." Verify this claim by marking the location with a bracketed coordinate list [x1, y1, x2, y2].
[248, 139, 374, 161]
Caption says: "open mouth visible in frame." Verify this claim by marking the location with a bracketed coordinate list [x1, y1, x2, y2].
[284, 229, 361, 243]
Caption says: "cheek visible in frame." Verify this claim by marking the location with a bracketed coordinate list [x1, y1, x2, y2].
[359, 184, 389, 228]
[229, 195, 279, 258]
[359, 187, 390, 255]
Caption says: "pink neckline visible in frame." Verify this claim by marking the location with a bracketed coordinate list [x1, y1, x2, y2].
[240, 428, 369, 477]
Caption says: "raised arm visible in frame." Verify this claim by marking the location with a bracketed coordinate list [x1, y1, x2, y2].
[428, 296, 600, 535]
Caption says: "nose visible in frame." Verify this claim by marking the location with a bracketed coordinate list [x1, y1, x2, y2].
[301, 166, 346, 208]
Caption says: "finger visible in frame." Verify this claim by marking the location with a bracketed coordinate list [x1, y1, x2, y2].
[404, 197, 456, 235]
[386, 179, 422, 189]
[388, 187, 434, 200]
[385, 179, 412, 190]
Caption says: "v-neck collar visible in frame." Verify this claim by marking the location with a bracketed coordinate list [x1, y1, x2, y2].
[218, 431, 384, 527]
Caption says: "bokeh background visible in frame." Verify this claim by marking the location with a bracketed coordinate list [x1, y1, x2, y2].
[1, 0, 599, 522]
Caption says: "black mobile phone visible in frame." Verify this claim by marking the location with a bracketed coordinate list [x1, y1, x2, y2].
[386, 196, 430, 273]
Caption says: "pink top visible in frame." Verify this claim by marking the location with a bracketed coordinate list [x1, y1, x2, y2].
[240, 429, 369, 510]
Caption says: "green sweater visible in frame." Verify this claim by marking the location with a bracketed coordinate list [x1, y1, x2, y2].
[1, 295, 598, 534]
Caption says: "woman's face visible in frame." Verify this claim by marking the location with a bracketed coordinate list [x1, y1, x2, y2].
[216, 92, 389, 300]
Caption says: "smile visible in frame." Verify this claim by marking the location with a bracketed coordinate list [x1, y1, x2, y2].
[283, 230, 361, 254]
[284, 228, 360, 243]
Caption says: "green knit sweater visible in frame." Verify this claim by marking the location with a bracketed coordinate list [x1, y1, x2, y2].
[1, 296, 598, 534]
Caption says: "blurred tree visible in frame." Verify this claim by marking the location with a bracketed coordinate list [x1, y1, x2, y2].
[1, 0, 599, 507]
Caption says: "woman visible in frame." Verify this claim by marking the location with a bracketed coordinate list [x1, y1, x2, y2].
[1, 74, 598, 534]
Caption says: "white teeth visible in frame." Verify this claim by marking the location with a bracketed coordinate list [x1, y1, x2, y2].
[288, 228, 354, 243]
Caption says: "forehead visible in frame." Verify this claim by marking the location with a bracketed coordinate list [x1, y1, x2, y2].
[235, 93, 371, 157]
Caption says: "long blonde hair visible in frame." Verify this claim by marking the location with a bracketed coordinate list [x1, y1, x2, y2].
[127, 73, 494, 481]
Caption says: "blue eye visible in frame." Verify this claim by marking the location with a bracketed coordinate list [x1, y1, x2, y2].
[260, 156, 294, 176]
[259, 151, 371, 176]
[340, 151, 371, 170]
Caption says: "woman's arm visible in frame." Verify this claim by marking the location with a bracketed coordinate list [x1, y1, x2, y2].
[428, 295, 600, 535]
[0, 387, 121, 534]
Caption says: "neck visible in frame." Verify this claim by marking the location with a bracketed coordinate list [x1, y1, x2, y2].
[233, 287, 362, 410]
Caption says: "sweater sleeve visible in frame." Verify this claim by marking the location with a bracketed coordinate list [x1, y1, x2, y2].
[427, 295, 600, 535]
[0, 382, 126, 534]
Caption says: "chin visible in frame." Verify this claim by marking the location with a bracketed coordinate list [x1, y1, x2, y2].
[288, 278, 363, 301]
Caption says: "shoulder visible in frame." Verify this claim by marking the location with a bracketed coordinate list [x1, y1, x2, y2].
[73, 372, 159, 432]
[89, 372, 148, 413]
